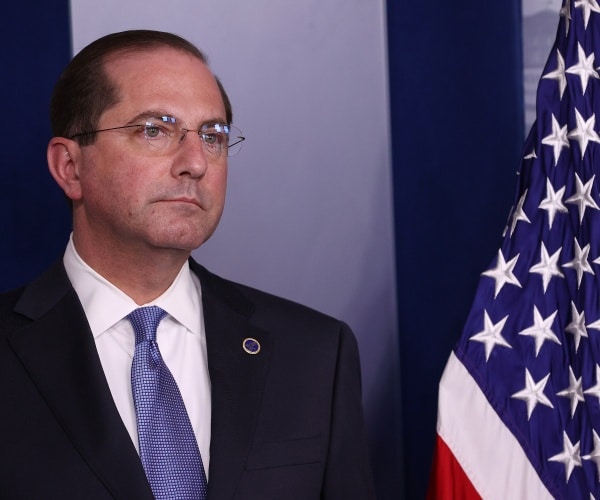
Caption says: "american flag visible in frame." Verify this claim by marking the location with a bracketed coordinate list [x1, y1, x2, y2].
[429, 1, 600, 498]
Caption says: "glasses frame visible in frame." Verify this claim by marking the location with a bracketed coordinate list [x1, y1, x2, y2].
[69, 116, 245, 157]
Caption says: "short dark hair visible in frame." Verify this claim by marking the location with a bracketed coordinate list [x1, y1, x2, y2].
[50, 29, 233, 145]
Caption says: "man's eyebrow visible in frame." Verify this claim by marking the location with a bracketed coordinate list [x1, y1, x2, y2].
[125, 112, 229, 128]
[125, 110, 173, 124]
[200, 117, 228, 125]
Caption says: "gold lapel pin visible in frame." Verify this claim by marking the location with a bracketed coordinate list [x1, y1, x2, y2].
[242, 337, 261, 355]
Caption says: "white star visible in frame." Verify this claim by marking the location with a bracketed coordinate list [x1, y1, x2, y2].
[539, 178, 568, 230]
[518, 305, 560, 355]
[524, 149, 537, 160]
[511, 368, 554, 420]
[566, 43, 599, 94]
[543, 50, 568, 99]
[588, 316, 600, 331]
[565, 173, 599, 223]
[548, 431, 582, 482]
[542, 114, 569, 165]
[583, 365, 600, 401]
[567, 110, 600, 159]
[562, 239, 594, 287]
[509, 191, 531, 236]
[482, 250, 522, 298]
[561, 0, 572, 35]
[556, 367, 584, 417]
[469, 310, 511, 361]
[583, 430, 600, 479]
[530, 242, 564, 292]
[575, 0, 600, 29]
[566, 301, 589, 352]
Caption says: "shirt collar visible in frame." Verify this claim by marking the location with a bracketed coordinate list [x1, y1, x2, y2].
[63, 235, 202, 338]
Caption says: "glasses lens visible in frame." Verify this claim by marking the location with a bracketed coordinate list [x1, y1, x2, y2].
[225, 125, 245, 157]
[201, 124, 245, 157]
[143, 116, 178, 151]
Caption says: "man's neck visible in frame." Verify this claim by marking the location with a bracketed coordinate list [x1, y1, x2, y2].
[72, 234, 190, 305]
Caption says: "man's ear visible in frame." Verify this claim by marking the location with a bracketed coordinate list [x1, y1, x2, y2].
[47, 137, 83, 201]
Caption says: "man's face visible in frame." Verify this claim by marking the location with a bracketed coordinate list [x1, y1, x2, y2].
[74, 47, 228, 256]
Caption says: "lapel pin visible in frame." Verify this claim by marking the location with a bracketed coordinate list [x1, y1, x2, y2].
[242, 337, 261, 355]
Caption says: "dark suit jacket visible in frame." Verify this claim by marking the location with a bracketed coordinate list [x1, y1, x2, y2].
[0, 259, 375, 499]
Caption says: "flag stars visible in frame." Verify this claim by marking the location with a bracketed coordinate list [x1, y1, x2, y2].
[582, 430, 600, 479]
[565, 43, 599, 93]
[529, 242, 564, 292]
[439, 2, 600, 493]
[511, 368, 554, 420]
[482, 250, 522, 298]
[509, 191, 531, 236]
[469, 310, 511, 361]
[543, 50, 568, 98]
[567, 111, 600, 159]
[588, 316, 600, 333]
[539, 178, 568, 229]
[563, 239, 594, 287]
[565, 301, 589, 352]
[565, 173, 599, 223]
[542, 114, 569, 166]
[518, 306, 561, 356]
[583, 365, 600, 401]
[575, 0, 600, 29]
[548, 431, 582, 482]
[556, 367, 584, 417]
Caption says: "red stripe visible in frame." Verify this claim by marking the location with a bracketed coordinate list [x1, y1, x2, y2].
[426, 434, 481, 500]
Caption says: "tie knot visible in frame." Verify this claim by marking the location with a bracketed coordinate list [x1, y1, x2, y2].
[128, 306, 167, 343]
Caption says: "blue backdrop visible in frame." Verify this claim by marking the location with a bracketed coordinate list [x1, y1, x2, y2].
[1, 2, 72, 291]
[387, 1, 525, 497]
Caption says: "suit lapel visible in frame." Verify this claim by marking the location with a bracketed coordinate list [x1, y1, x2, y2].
[9, 259, 270, 498]
[9, 262, 153, 499]
[193, 262, 272, 499]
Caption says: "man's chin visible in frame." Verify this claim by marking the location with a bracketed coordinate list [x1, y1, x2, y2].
[150, 229, 215, 253]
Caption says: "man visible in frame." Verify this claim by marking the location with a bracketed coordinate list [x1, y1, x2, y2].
[0, 30, 375, 499]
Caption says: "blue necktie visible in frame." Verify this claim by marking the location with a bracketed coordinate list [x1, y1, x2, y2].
[129, 306, 207, 499]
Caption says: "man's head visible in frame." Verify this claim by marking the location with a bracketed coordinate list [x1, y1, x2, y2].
[50, 30, 232, 144]
[47, 30, 235, 277]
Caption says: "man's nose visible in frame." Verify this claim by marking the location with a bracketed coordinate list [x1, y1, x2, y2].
[171, 131, 210, 178]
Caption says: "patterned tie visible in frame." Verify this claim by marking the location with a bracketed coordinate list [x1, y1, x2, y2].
[128, 306, 207, 500]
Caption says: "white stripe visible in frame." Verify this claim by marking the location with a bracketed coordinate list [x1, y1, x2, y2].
[437, 352, 553, 499]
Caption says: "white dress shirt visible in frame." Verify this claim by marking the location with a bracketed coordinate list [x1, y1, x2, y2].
[63, 236, 211, 475]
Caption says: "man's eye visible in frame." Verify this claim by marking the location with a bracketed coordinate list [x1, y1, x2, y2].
[144, 125, 162, 139]
[202, 132, 226, 146]
[203, 133, 218, 145]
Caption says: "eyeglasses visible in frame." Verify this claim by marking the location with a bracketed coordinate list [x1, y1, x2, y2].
[69, 115, 245, 157]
